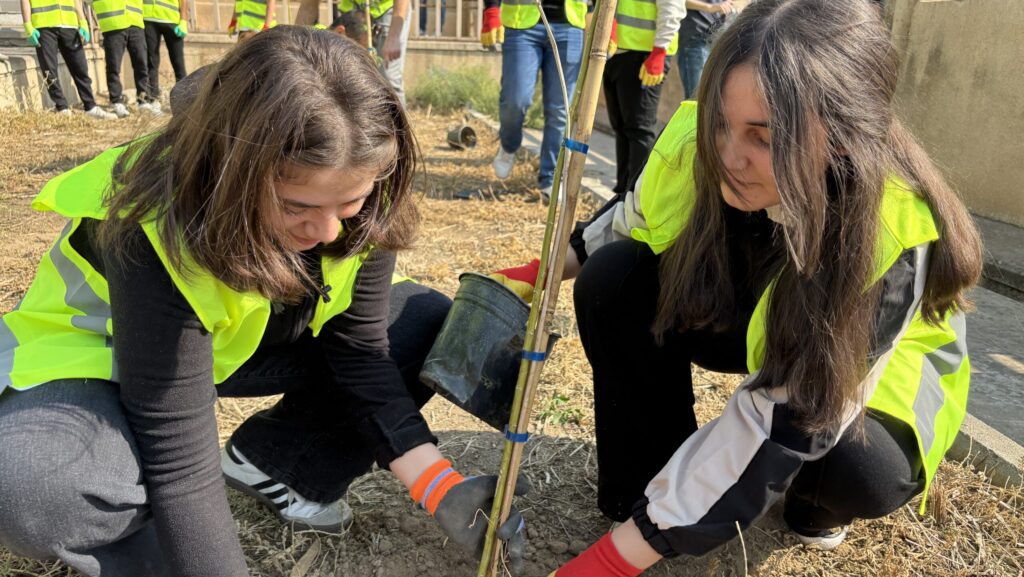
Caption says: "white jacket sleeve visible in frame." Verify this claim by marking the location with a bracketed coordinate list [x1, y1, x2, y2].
[654, 0, 686, 50]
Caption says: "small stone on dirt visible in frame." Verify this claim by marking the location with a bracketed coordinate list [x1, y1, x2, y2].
[569, 540, 589, 555]
[548, 540, 569, 554]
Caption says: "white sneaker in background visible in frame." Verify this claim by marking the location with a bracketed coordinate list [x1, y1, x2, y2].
[56, 108, 73, 116]
[139, 101, 163, 116]
[112, 103, 131, 118]
[493, 147, 517, 179]
[84, 106, 117, 120]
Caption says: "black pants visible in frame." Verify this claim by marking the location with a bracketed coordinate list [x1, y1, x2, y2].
[602, 51, 669, 195]
[574, 240, 925, 529]
[35, 27, 97, 111]
[222, 281, 452, 503]
[143, 20, 186, 97]
[103, 27, 152, 104]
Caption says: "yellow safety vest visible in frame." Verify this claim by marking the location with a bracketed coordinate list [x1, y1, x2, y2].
[615, 0, 678, 55]
[142, 0, 180, 22]
[632, 101, 970, 512]
[338, 0, 395, 20]
[93, 0, 145, 33]
[0, 145, 366, 390]
[234, 0, 276, 32]
[501, 0, 587, 30]
[28, 0, 79, 29]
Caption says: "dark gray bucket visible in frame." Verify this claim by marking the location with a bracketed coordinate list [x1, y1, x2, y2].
[446, 125, 478, 150]
[420, 272, 558, 430]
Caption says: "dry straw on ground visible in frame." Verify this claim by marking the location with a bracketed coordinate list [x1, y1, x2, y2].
[0, 109, 1020, 576]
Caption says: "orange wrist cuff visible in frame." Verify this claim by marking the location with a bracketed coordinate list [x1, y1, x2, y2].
[409, 459, 465, 515]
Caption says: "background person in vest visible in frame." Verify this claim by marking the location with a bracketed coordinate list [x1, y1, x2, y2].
[0, 28, 525, 577]
[494, 2, 983, 575]
[142, 0, 188, 103]
[20, 0, 116, 118]
[338, 0, 411, 105]
[483, 0, 586, 203]
[92, 0, 161, 117]
[603, 0, 685, 196]
[677, 0, 735, 99]
[228, 0, 276, 41]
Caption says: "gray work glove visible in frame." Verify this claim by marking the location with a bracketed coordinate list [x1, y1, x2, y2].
[434, 475, 530, 573]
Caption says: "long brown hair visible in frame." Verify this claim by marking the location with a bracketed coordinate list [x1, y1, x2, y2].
[99, 26, 419, 302]
[653, 0, 982, 434]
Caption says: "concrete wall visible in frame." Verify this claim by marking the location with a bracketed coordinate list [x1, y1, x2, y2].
[0, 34, 501, 110]
[889, 0, 1024, 226]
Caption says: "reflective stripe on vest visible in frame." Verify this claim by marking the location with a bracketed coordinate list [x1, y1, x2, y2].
[615, 0, 679, 55]
[142, 0, 180, 22]
[632, 101, 968, 511]
[29, 0, 78, 29]
[0, 145, 365, 390]
[235, 0, 276, 31]
[338, 0, 395, 19]
[501, 0, 587, 30]
[94, 0, 145, 32]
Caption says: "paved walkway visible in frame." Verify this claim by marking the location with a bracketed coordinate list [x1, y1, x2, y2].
[517, 122, 1024, 446]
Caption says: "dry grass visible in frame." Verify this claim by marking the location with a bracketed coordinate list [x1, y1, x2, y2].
[0, 108, 1021, 577]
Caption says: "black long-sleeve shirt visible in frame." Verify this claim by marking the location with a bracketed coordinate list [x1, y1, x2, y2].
[78, 222, 432, 576]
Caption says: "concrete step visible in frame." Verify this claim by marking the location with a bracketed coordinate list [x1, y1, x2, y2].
[976, 215, 1024, 301]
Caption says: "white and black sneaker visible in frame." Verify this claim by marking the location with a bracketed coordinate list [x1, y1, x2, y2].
[792, 525, 848, 551]
[221, 440, 353, 532]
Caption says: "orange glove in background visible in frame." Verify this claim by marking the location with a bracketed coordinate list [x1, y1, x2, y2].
[480, 6, 504, 47]
[227, 15, 237, 36]
[489, 259, 540, 302]
[608, 19, 618, 57]
[639, 46, 667, 87]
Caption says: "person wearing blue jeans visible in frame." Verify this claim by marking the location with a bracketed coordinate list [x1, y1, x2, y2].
[483, 0, 588, 201]
[677, 0, 734, 99]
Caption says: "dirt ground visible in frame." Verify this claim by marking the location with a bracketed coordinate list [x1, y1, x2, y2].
[0, 109, 1021, 577]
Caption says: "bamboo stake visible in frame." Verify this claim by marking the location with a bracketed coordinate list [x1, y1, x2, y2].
[476, 1, 617, 575]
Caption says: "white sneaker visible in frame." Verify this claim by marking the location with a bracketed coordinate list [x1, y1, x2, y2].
[221, 440, 353, 532]
[793, 525, 848, 550]
[539, 185, 552, 206]
[112, 103, 130, 118]
[84, 106, 117, 120]
[55, 108, 73, 116]
[139, 101, 163, 116]
[493, 147, 517, 179]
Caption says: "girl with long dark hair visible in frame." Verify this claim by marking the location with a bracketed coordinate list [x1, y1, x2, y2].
[0, 26, 523, 577]
[544, 0, 983, 574]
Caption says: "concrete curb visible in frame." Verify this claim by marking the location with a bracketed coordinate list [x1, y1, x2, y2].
[949, 414, 1024, 488]
[465, 109, 1024, 491]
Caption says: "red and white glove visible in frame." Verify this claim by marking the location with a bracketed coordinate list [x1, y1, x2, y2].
[548, 533, 642, 577]
[480, 7, 504, 47]
[639, 46, 668, 87]
[489, 259, 540, 302]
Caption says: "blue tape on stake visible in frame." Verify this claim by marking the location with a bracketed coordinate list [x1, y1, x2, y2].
[504, 426, 530, 443]
[563, 138, 589, 155]
[521, 350, 547, 362]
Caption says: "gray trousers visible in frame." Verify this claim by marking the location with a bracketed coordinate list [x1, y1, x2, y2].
[0, 379, 170, 577]
[371, 6, 410, 105]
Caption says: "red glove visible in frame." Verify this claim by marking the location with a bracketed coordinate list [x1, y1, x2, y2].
[489, 259, 540, 301]
[549, 534, 642, 577]
[481, 6, 504, 47]
[639, 46, 668, 87]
